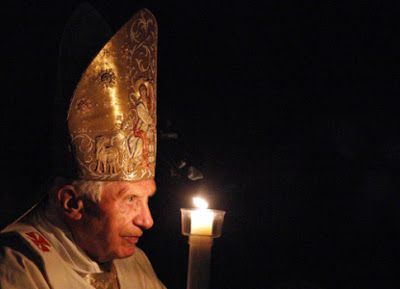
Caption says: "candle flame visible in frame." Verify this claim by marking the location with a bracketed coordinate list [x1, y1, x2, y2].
[193, 197, 208, 209]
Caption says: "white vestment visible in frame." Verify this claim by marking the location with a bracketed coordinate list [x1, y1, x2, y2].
[0, 203, 167, 289]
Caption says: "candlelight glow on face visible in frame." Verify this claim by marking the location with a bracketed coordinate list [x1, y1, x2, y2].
[190, 196, 213, 235]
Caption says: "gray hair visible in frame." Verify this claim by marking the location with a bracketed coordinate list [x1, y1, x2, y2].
[49, 177, 104, 205]
[72, 180, 103, 203]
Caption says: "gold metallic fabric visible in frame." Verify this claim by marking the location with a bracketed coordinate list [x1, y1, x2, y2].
[82, 270, 120, 289]
[68, 9, 157, 181]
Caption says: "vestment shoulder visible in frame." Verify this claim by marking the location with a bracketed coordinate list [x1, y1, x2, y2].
[0, 226, 45, 267]
[0, 233, 50, 289]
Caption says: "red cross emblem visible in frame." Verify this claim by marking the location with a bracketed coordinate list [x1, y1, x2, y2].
[25, 231, 51, 252]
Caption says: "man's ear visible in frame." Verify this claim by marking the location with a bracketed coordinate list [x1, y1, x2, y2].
[56, 185, 84, 221]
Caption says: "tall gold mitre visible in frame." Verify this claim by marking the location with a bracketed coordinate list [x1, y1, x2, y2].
[67, 9, 157, 181]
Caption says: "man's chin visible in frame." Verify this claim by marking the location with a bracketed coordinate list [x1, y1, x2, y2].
[115, 246, 137, 259]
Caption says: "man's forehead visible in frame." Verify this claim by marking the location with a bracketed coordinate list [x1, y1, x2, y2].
[103, 179, 157, 196]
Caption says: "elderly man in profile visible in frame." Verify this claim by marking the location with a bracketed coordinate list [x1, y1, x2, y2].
[0, 5, 166, 289]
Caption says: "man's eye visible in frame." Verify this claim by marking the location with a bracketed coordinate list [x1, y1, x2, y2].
[127, 195, 137, 202]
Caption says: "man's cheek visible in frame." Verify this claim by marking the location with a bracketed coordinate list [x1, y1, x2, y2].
[117, 202, 131, 215]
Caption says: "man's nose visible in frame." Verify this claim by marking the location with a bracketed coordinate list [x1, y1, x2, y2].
[134, 202, 154, 230]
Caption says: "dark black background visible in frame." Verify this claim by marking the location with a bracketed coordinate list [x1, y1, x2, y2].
[2, 1, 400, 288]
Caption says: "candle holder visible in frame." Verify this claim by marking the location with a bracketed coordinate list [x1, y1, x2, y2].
[181, 208, 225, 289]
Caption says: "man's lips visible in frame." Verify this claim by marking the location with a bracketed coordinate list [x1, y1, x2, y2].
[122, 236, 140, 245]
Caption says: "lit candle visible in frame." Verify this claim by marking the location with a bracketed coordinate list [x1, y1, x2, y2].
[180, 196, 226, 289]
[191, 197, 214, 235]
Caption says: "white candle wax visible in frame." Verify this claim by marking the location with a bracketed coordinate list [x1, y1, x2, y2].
[190, 209, 214, 235]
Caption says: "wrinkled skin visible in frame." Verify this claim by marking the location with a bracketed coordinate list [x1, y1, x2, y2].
[71, 179, 155, 262]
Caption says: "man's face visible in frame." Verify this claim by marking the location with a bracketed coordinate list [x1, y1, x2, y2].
[75, 179, 155, 262]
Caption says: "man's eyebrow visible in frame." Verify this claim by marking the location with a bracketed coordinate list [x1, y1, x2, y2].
[116, 188, 129, 198]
